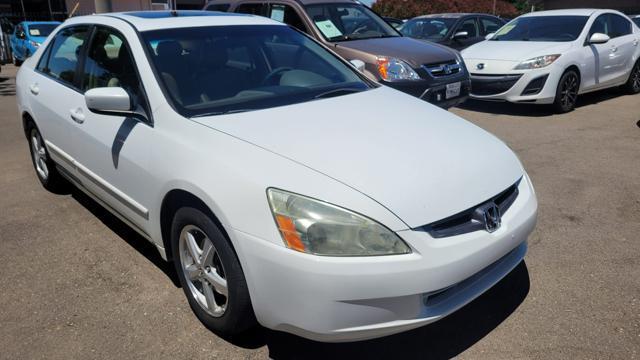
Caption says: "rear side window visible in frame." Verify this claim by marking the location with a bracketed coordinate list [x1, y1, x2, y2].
[609, 14, 631, 38]
[38, 26, 90, 88]
[205, 4, 230, 12]
[235, 3, 267, 16]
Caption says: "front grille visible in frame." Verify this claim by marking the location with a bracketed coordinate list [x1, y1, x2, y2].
[470, 74, 522, 96]
[423, 60, 461, 78]
[415, 178, 521, 238]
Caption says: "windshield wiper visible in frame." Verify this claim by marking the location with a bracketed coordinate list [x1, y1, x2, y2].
[314, 88, 364, 99]
[191, 109, 252, 118]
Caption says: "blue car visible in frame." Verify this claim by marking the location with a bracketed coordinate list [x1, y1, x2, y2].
[10, 21, 60, 66]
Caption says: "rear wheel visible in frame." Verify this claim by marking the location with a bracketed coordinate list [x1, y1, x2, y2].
[553, 70, 579, 113]
[623, 60, 640, 94]
[171, 206, 256, 336]
[27, 124, 68, 193]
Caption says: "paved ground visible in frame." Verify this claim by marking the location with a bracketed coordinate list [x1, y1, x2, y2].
[0, 64, 639, 359]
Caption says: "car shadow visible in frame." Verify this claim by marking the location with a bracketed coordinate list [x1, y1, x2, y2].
[231, 261, 530, 359]
[67, 186, 529, 359]
[0, 75, 15, 96]
[70, 188, 181, 287]
[457, 87, 629, 117]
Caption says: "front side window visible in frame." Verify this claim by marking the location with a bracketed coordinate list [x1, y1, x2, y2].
[27, 24, 59, 37]
[458, 18, 479, 37]
[305, 3, 399, 41]
[269, 4, 308, 33]
[481, 17, 503, 35]
[82, 27, 145, 107]
[142, 25, 370, 117]
[400, 18, 456, 40]
[609, 14, 631, 38]
[492, 16, 589, 42]
[633, 17, 640, 28]
[40, 26, 90, 87]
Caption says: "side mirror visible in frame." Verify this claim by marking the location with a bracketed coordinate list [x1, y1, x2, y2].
[350, 59, 366, 72]
[485, 33, 495, 40]
[85, 87, 132, 114]
[453, 31, 469, 40]
[589, 32, 610, 44]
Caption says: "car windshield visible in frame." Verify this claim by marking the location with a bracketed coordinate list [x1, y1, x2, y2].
[491, 16, 588, 42]
[142, 25, 371, 117]
[305, 3, 400, 41]
[400, 18, 456, 40]
[27, 24, 58, 37]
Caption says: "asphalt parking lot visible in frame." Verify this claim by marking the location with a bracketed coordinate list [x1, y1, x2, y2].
[0, 63, 639, 359]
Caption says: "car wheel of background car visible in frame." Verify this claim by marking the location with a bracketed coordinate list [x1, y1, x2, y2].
[623, 60, 640, 94]
[553, 70, 579, 113]
[26, 123, 69, 193]
[171, 206, 256, 336]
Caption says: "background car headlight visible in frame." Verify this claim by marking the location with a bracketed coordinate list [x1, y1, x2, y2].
[267, 188, 411, 256]
[376, 57, 421, 81]
[513, 54, 561, 70]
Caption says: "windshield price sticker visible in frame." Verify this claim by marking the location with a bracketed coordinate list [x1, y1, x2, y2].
[315, 20, 343, 38]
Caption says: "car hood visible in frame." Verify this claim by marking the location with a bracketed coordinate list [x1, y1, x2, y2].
[196, 87, 523, 228]
[335, 36, 456, 67]
[462, 40, 574, 61]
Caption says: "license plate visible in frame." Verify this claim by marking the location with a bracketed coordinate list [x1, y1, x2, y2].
[446, 82, 461, 99]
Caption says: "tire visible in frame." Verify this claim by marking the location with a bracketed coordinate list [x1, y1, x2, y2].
[26, 123, 69, 193]
[171, 206, 256, 336]
[553, 69, 580, 113]
[623, 60, 640, 94]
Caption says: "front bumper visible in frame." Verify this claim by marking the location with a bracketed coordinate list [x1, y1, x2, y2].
[231, 175, 538, 342]
[384, 75, 471, 109]
[467, 66, 562, 104]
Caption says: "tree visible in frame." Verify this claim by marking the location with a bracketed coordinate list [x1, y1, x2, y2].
[372, 0, 519, 19]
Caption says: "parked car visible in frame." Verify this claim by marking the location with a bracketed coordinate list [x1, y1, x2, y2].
[462, 9, 640, 113]
[17, 11, 537, 342]
[400, 13, 506, 50]
[0, 17, 14, 72]
[632, 15, 640, 28]
[204, 0, 471, 108]
[10, 21, 60, 66]
[383, 16, 404, 30]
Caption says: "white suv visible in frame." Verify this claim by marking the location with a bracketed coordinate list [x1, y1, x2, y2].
[16, 11, 537, 342]
[462, 9, 640, 113]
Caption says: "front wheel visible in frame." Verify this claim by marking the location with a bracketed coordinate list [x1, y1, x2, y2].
[171, 206, 256, 336]
[623, 61, 640, 94]
[553, 70, 579, 113]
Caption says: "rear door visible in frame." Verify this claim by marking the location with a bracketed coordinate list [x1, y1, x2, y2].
[28, 25, 90, 174]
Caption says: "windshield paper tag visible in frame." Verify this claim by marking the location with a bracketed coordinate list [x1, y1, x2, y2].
[315, 20, 343, 38]
[270, 8, 285, 22]
[495, 24, 514, 36]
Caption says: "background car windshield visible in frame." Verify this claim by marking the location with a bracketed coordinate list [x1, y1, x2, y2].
[491, 16, 588, 42]
[142, 25, 369, 117]
[305, 4, 399, 41]
[27, 24, 58, 37]
[400, 18, 456, 40]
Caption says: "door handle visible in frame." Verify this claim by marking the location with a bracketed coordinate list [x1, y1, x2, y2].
[69, 108, 85, 124]
[29, 83, 39, 95]
[633, 39, 639, 47]
[611, 46, 618, 53]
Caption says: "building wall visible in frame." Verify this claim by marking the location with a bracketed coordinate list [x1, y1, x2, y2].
[543, 0, 640, 14]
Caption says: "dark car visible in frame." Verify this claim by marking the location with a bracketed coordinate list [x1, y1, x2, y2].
[204, 0, 470, 108]
[400, 13, 506, 50]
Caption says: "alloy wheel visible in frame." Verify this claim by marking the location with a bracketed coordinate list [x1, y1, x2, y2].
[30, 129, 49, 180]
[560, 73, 579, 109]
[179, 225, 228, 317]
[632, 64, 640, 92]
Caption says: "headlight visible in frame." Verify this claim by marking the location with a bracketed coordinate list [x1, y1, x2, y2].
[267, 188, 411, 256]
[513, 54, 561, 70]
[376, 57, 421, 81]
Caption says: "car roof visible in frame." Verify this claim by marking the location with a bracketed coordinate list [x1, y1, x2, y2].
[66, 10, 285, 32]
[519, 9, 603, 17]
[206, 0, 360, 5]
[414, 13, 493, 19]
[21, 21, 61, 26]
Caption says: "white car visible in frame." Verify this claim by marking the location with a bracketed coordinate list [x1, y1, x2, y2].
[16, 11, 537, 342]
[462, 9, 640, 113]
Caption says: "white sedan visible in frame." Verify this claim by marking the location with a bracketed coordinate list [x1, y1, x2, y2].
[462, 9, 640, 113]
[16, 11, 537, 342]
